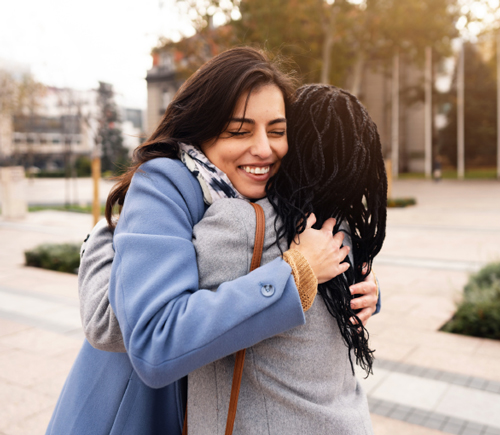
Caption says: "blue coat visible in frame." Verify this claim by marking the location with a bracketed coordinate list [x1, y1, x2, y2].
[47, 158, 305, 434]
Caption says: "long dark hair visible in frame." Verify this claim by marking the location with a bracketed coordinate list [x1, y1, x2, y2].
[106, 47, 296, 226]
[267, 84, 388, 376]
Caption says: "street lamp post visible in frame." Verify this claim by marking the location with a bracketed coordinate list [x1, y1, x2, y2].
[391, 51, 400, 179]
[457, 41, 465, 180]
[425, 46, 433, 179]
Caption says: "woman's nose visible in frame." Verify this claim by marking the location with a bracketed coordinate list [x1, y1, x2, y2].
[250, 130, 273, 159]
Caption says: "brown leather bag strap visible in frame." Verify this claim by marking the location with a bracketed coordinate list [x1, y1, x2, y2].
[249, 202, 265, 271]
[183, 202, 266, 435]
[225, 202, 265, 435]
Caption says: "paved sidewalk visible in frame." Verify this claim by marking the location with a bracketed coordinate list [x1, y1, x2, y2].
[0, 179, 500, 434]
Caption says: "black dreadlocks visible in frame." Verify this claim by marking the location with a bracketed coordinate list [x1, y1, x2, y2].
[267, 84, 388, 376]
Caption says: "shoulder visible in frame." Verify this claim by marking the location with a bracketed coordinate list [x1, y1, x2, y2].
[194, 199, 252, 243]
[125, 157, 205, 226]
[205, 198, 276, 224]
[136, 158, 200, 194]
[204, 198, 254, 219]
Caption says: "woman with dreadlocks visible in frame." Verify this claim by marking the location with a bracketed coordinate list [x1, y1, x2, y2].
[268, 83, 387, 375]
[187, 84, 386, 434]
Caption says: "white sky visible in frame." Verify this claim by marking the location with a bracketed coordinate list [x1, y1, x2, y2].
[0, 0, 196, 109]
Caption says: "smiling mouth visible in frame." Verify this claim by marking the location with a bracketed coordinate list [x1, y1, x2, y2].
[240, 165, 271, 175]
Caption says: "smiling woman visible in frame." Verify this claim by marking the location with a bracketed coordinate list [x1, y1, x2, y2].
[202, 84, 288, 199]
[46, 47, 351, 435]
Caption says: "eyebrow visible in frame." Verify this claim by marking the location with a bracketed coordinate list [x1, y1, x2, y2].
[229, 117, 287, 126]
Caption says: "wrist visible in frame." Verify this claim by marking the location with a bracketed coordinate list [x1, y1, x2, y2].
[283, 249, 318, 312]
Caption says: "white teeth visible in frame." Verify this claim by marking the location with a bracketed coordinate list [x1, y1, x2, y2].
[242, 166, 270, 175]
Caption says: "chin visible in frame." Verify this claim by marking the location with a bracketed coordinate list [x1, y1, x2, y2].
[240, 187, 266, 200]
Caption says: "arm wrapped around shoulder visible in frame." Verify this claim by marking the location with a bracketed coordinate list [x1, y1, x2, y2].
[78, 219, 126, 352]
[282, 249, 318, 312]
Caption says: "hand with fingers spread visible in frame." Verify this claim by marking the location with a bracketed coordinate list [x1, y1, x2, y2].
[349, 265, 379, 326]
[290, 213, 350, 284]
[282, 213, 350, 312]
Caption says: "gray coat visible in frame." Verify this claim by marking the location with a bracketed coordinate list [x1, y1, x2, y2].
[188, 198, 373, 435]
[78, 198, 373, 434]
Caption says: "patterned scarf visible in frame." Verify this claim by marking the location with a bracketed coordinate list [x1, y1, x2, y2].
[178, 143, 246, 205]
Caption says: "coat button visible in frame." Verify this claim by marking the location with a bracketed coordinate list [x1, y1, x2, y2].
[261, 284, 275, 297]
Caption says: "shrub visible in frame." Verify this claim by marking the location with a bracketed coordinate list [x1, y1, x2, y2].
[387, 197, 417, 208]
[442, 262, 500, 340]
[24, 243, 80, 274]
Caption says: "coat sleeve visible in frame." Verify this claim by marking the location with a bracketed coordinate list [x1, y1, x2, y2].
[78, 219, 126, 352]
[109, 158, 305, 389]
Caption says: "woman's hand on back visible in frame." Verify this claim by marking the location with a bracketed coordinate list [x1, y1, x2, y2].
[349, 266, 378, 326]
[290, 214, 350, 284]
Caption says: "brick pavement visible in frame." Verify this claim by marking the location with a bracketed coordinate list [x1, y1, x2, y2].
[0, 179, 500, 434]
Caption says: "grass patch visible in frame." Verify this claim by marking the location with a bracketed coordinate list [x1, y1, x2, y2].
[398, 173, 427, 180]
[24, 243, 81, 274]
[397, 168, 498, 179]
[28, 204, 107, 214]
[441, 262, 500, 340]
[387, 197, 417, 208]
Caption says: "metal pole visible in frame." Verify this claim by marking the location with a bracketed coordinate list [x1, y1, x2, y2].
[457, 41, 465, 180]
[392, 51, 400, 179]
[425, 46, 433, 178]
[497, 31, 500, 180]
[91, 154, 101, 226]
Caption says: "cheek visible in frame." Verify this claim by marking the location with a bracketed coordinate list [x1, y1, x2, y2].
[276, 139, 288, 160]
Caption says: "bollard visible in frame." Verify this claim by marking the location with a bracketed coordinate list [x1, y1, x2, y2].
[0, 166, 28, 220]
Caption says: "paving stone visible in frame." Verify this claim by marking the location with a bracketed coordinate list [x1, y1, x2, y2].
[373, 401, 395, 417]
[452, 374, 472, 387]
[388, 404, 413, 421]
[468, 377, 487, 390]
[484, 426, 500, 435]
[380, 359, 399, 371]
[461, 421, 486, 435]
[439, 372, 458, 383]
[436, 385, 500, 429]
[422, 414, 447, 431]
[485, 382, 500, 395]
[367, 397, 382, 412]
[406, 409, 431, 426]
[441, 417, 465, 435]
[420, 368, 439, 379]
[371, 372, 449, 411]
[408, 365, 427, 376]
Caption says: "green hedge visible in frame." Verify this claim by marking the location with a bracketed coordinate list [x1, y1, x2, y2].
[442, 262, 500, 340]
[24, 243, 80, 274]
[387, 197, 417, 208]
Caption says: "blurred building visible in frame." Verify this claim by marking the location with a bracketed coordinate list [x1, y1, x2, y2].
[146, 50, 183, 135]
[145, 25, 234, 134]
[0, 85, 144, 171]
[361, 60, 427, 173]
[120, 107, 145, 155]
[9, 87, 95, 171]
